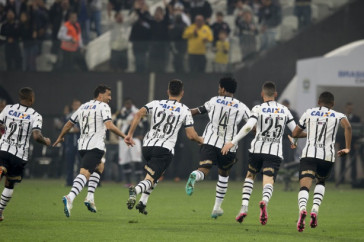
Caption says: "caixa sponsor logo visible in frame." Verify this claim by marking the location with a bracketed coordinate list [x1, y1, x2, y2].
[159, 104, 181, 112]
[216, 99, 238, 108]
[310, 111, 335, 117]
[262, 107, 285, 114]
[8, 110, 31, 120]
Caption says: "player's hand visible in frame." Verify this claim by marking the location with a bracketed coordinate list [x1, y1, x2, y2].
[337, 148, 350, 157]
[52, 137, 64, 147]
[221, 142, 234, 155]
[197, 136, 204, 145]
[124, 135, 135, 147]
[288, 135, 297, 149]
[44, 137, 51, 146]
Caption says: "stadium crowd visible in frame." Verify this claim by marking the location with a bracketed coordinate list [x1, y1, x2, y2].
[0, 0, 312, 72]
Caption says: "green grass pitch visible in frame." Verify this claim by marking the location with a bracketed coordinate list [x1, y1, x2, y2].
[1, 179, 363, 241]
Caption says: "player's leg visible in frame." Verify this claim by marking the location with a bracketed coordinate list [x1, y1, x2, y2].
[84, 161, 104, 213]
[186, 145, 216, 196]
[258, 155, 282, 225]
[236, 153, 261, 223]
[297, 158, 316, 232]
[136, 179, 159, 215]
[0, 178, 15, 221]
[310, 161, 333, 228]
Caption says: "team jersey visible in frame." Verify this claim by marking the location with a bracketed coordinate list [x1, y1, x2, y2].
[70, 100, 112, 151]
[198, 96, 250, 152]
[249, 101, 295, 158]
[0, 104, 43, 161]
[143, 99, 194, 154]
[298, 106, 346, 162]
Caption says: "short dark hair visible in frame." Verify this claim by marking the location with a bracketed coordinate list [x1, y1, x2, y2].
[262, 81, 276, 97]
[168, 79, 184, 96]
[216, 11, 223, 17]
[94, 84, 111, 98]
[318, 91, 334, 106]
[18, 87, 34, 101]
[219, 77, 237, 94]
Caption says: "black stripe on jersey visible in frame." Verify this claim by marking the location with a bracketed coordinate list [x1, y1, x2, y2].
[22, 122, 31, 160]
[313, 118, 319, 158]
[221, 108, 231, 146]
[202, 122, 211, 137]
[287, 118, 294, 124]
[6, 118, 15, 153]
[103, 118, 111, 122]
[32, 127, 41, 130]
[85, 134, 95, 150]
[305, 118, 311, 157]
[250, 115, 258, 120]
[231, 111, 239, 141]
[330, 119, 338, 161]
[80, 111, 87, 148]
[184, 124, 193, 128]
[206, 106, 216, 144]
[298, 122, 305, 129]
[94, 111, 97, 132]
[213, 107, 225, 146]
[17, 104, 20, 110]
[161, 115, 181, 147]
[70, 118, 77, 124]
[143, 106, 150, 114]
[259, 114, 265, 153]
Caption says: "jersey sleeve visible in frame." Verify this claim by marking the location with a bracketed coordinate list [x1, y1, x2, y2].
[32, 114, 43, 130]
[198, 97, 214, 114]
[70, 107, 80, 124]
[0, 105, 8, 124]
[298, 111, 308, 130]
[240, 104, 251, 122]
[249, 105, 260, 120]
[101, 104, 112, 122]
[285, 108, 295, 125]
[183, 109, 194, 128]
[143, 101, 157, 114]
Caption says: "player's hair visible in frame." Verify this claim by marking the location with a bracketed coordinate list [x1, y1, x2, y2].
[318, 91, 334, 106]
[262, 81, 276, 97]
[216, 11, 223, 17]
[219, 77, 237, 94]
[94, 84, 111, 98]
[168, 79, 184, 96]
[18, 87, 34, 101]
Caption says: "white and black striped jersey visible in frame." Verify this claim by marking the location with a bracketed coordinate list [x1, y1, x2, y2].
[198, 96, 250, 152]
[0, 104, 43, 161]
[298, 106, 346, 162]
[143, 99, 194, 154]
[70, 100, 112, 151]
[249, 101, 296, 158]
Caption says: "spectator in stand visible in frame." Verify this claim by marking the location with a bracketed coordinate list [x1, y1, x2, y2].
[258, 0, 282, 51]
[1, 10, 22, 71]
[58, 12, 86, 70]
[30, 0, 49, 52]
[169, 13, 187, 73]
[110, 11, 136, 71]
[247, 0, 262, 16]
[19, 12, 38, 71]
[167, 2, 190, 26]
[183, 14, 213, 72]
[233, 0, 253, 17]
[49, 0, 70, 55]
[129, 0, 151, 72]
[90, 0, 102, 36]
[71, 0, 91, 45]
[135, 1, 170, 73]
[213, 30, 229, 73]
[294, 0, 311, 30]
[235, 9, 258, 60]
[4, 0, 27, 20]
[107, 0, 133, 18]
[210, 11, 230, 46]
[189, 0, 212, 24]
[0, 3, 7, 23]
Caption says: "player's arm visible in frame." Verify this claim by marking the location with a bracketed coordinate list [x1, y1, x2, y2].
[185, 126, 204, 144]
[53, 120, 74, 146]
[338, 117, 352, 157]
[125, 107, 147, 146]
[33, 129, 51, 146]
[287, 121, 306, 148]
[191, 103, 209, 116]
[221, 117, 257, 155]
[105, 120, 127, 139]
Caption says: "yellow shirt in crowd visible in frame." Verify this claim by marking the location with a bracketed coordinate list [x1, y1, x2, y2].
[215, 40, 230, 64]
[183, 24, 213, 55]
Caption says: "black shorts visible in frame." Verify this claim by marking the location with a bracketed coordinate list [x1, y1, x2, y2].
[142, 146, 173, 181]
[79, 149, 105, 173]
[299, 157, 333, 180]
[0, 151, 26, 183]
[199, 144, 236, 171]
[248, 153, 282, 179]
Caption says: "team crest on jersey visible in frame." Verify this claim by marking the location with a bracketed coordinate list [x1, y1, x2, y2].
[216, 99, 238, 108]
[160, 104, 181, 112]
[8, 110, 31, 120]
[262, 107, 285, 114]
[82, 105, 97, 110]
[310, 111, 335, 117]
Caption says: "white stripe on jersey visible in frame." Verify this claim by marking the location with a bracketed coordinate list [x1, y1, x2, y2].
[298, 106, 346, 162]
[143, 100, 193, 154]
[0, 104, 43, 161]
[200, 96, 250, 152]
[71, 100, 112, 151]
[249, 101, 295, 158]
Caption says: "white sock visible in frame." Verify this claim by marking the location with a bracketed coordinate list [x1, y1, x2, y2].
[312, 184, 325, 213]
[213, 175, 229, 210]
[139, 181, 158, 205]
[87, 172, 101, 201]
[135, 180, 152, 195]
[68, 174, 87, 202]
[192, 170, 205, 182]
[242, 178, 254, 208]
[298, 189, 309, 211]
[262, 183, 273, 204]
[0, 188, 13, 211]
